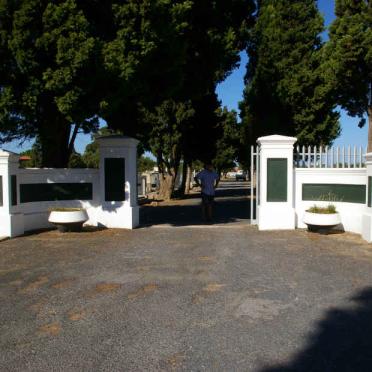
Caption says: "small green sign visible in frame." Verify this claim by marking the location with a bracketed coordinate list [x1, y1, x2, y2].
[303, 183, 366, 204]
[267, 158, 287, 202]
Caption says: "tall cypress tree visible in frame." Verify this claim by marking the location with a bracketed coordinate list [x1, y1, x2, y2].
[0, 1, 197, 167]
[240, 0, 340, 146]
[325, 0, 372, 149]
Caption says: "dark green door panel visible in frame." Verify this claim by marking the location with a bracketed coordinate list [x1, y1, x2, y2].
[11, 175, 17, 206]
[105, 158, 125, 202]
[267, 158, 287, 202]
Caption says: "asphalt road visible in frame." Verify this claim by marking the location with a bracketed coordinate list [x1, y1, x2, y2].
[1, 181, 372, 371]
[141, 180, 253, 227]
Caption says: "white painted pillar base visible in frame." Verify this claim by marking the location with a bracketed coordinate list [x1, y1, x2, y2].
[97, 205, 139, 229]
[258, 205, 296, 231]
[256, 135, 297, 231]
[0, 213, 25, 238]
[362, 211, 372, 242]
[0, 151, 24, 237]
[96, 136, 140, 229]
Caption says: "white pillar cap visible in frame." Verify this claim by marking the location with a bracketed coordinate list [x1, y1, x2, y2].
[257, 134, 297, 146]
[96, 135, 139, 148]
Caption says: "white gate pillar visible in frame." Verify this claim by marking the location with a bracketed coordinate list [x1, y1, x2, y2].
[362, 153, 372, 241]
[257, 135, 297, 230]
[96, 135, 139, 229]
[0, 151, 24, 237]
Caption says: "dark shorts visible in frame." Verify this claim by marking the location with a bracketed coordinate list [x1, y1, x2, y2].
[201, 193, 215, 205]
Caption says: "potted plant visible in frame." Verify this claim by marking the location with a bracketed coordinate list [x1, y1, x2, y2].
[48, 208, 88, 232]
[302, 204, 341, 232]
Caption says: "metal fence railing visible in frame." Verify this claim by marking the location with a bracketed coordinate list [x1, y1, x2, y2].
[294, 145, 367, 168]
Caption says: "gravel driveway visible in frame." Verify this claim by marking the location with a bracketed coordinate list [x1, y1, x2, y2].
[1, 182, 372, 371]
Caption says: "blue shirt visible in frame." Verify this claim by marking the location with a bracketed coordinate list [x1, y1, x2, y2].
[196, 169, 219, 196]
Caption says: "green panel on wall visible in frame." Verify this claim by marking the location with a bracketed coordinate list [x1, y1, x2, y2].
[302, 184, 366, 204]
[0, 176, 3, 207]
[11, 175, 17, 206]
[267, 158, 287, 202]
[105, 158, 125, 202]
[20, 183, 93, 203]
[369, 177, 372, 207]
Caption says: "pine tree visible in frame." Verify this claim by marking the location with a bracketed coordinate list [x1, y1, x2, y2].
[325, 0, 372, 149]
[240, 0, 340, 146]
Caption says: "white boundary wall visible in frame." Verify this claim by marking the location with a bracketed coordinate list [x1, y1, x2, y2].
[0, 136, 139, 238]
[16, 168, 100, 232]
[294, 168, 367, 234]
[256, 135, 372, 241]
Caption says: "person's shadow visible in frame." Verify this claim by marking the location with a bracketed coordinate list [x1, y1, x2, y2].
[261, 287, 372, 372]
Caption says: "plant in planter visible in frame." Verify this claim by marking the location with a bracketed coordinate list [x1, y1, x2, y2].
[48, 208, 88, 233]
[303, 204, 341, 232]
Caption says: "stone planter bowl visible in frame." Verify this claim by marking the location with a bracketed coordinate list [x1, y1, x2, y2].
[48, 209, 88, 233]
[303, 211, 341, 232]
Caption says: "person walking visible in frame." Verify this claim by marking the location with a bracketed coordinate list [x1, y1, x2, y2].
[194, 163, 220, 222]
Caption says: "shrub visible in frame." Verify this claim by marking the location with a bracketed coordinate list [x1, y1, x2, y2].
[307, 204, 337, 214]
[49, 208, 83, 212]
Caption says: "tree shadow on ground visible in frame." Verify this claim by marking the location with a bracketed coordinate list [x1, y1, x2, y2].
[140, 182, 254, 227]
[261, 287, 372, 372]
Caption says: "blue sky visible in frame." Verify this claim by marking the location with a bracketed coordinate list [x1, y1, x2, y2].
[3, 0, 368, 154]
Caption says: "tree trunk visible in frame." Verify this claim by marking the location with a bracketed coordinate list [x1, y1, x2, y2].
[39, 117, 72, 168]
[158, 171, 177, 201]
[178, 158, 189, 196]
[185, 165, 192, 194]
[368, 106, 372, 152]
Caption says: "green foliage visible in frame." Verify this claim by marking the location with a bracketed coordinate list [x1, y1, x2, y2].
[0, 0, 101, 166]
[81, 126, 155, 171]
[81, 127, 120, 169]
[19, 140, 42, 168]
[68, 152, 86, 168]
[104, 0, 255, 145]
[325, 0, 372, 146]
[240, 0, 340, 146]
[82, 141, 100, 169]
[138, 156, 156, 173]
[0, 0, 255, 167]
[144, 99, 195, 174]
[213, 108, 240, 172]
[180, 94, 223, 164]
[49, 207, 83, 212]
[307, 204, 337, 214]
[173, 0, 255, 100]
[20, 137, 86, 168]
